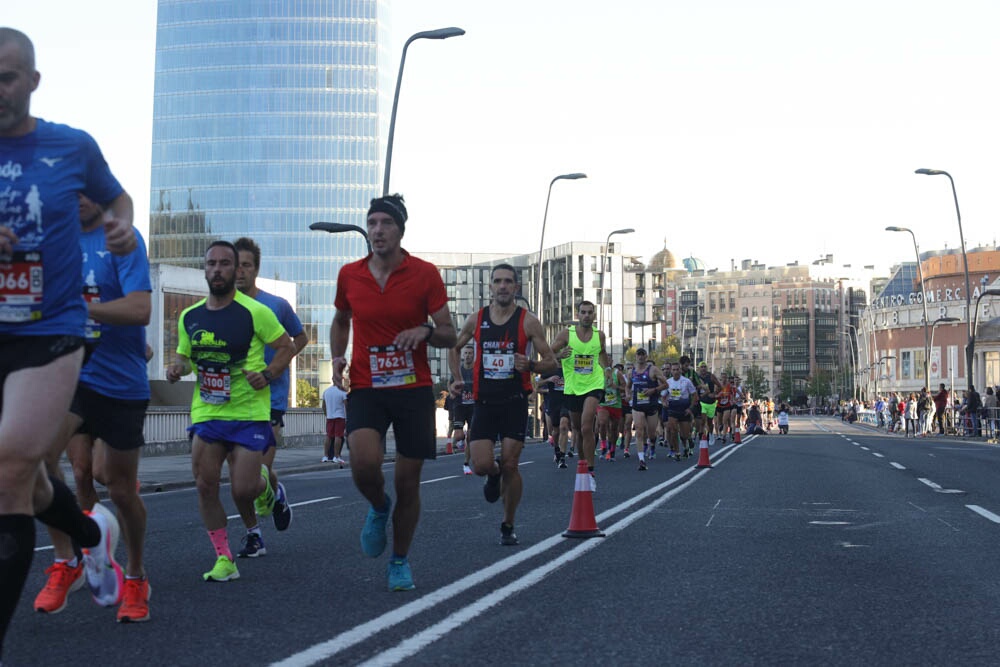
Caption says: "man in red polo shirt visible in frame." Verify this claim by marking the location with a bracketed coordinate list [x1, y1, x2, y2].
[329, 194, 456, 592]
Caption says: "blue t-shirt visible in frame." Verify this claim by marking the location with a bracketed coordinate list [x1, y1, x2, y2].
[78, 226, 151, 400]
[251, 288, 303, 412]
[0, 119, 123, 335]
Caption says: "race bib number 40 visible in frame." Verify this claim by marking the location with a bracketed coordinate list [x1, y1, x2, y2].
[0, 251, 43, 322]
[369, 345, 416, 388]
[198, 366, 231, 405]
[482, 352, 515, 380]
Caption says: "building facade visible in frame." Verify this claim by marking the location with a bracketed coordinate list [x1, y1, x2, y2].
[149, 0, 389, 384]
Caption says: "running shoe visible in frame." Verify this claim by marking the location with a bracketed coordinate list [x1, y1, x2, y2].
[34, 560, 85, 614]
[483, 458, 502, 503]
[649, 446, 656, 460]
[387, 557, 416, 591]
[253, 465, 276, 517]
[638, 461, 648, 471]
[116, 578, 151, 623]
[203, 555, 240, 582]
[272, 482, 293, 531]
[558, 458, 568, 469]
[566, 449, 575, 458]
[322, 456, 332, 462]
[500, 522, 519, 546]
[333, 456, 346, 469]
[82, 503, 124, 607]
[623, 448, 630, 459]
[709, 434, 716, 446]
[361, 495, 391, 557]
[463, 464, 473, 475]
[237, 532, 266, 558]
[673, 453, 681, 462]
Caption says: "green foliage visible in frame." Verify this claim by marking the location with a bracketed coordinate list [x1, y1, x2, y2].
[743, 364, 770, 399]
[296, 378, 319, 407]
[805, 369, 834, 403]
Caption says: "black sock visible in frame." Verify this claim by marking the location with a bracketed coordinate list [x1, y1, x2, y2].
[34, 476, 100, 548]
[0, 514, 35, 659]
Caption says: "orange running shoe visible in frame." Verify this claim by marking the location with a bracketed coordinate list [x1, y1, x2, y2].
[116, 578, 151, 623]
[34, 561, 85, 614]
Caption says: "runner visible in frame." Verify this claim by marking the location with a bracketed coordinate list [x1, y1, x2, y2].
[449, 345, 476, 475]
[551, 301, 609, 479]
[628, 348, 667, 471]
[329, 194, 456, 591]
[321, 375, 348, 466]
[678, 355, 700, 456]
[715, 372, 736, 444]
[450, 264, 556, 545]
[234, 237, 308, 536]
[695, 361, 721, 445]
[0, 27, 136, 660]
[663, 361, 698, 460]
[35, 193, 152, 622]
[621, 362, 635, 457]
[540, 368, 571, 468]
[597, 362, 627, 461]
[167, 241, 296, 581]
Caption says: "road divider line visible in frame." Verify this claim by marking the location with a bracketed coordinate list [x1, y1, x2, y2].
[270, 437, 753, 667]
[227, 496, 342, 520]
[872, 453, 885, 458]
[967, 505, 1000, 524]
[890, 462, 906, 469]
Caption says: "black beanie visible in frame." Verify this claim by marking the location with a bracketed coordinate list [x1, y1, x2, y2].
[367, 194, 408, 233]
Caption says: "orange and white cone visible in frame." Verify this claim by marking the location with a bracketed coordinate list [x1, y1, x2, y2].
[445, 440, 453, 455]
[563, 459, 605, 538]
[695, 437, 713, 469]
[734, 430, 742, 444]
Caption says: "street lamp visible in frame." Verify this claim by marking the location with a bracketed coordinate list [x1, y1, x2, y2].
[915, 168, 972, 390]
[886, 226, 931, 385]
[309, 221, 372, 254]
[599, 227, 635, 355]
[969, 288, 1000, 389]
[839, 331, 857, 401]
[930, 316, 960, 382]
[383, 27, 466, 195]
[534, 173, 588, 326]
[874, 355, 896, 398]
[696, 316, 713, 367]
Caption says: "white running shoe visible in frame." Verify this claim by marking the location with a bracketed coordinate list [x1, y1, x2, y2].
[82, 503, 124, 607]
[709, 434, 716, 446]
[463, 465, 473, 476]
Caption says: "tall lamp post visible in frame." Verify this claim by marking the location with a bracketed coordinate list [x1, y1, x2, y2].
[839, 331, 857, 401]
[915, 168, 972, 390]
[309, 222, 372, 254]
[969, 288, 1000, 389]
[886, 226, 931, 386]
[599, 227, 635, 356]
[534, 173, 588, 327]
[874, 355, 896, 398]
[930, 316, 960, 383]
[383, 27, 466, 195]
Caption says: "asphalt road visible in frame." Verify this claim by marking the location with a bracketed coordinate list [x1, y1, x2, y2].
[9, 417, 1000, 666]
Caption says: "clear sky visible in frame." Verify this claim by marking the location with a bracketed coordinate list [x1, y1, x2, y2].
[7, 0, 1000, 276]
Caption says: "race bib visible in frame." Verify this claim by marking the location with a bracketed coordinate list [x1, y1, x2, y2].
[198, 365, 231, 405]
[670, 388, 682, 398]
[573, 354, 594, 374]
[0, 251, 43, 322]
[83, 285, 101, 341]
[461, 389, 474, 405]
[369, 345, 416, 388]
[483, 352, 515, 380]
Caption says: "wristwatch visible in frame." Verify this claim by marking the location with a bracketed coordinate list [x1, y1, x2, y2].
[261, 369, 273, 384]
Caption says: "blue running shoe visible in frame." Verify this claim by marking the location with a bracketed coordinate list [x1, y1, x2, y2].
[360, 495, 391, 558]
[387, 557, 415, 591]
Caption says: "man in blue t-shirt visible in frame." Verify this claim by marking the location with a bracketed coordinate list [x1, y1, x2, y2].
[233, 237, 308, 542]
[0, 27, 137, 660]
[35, 193, 152, 622]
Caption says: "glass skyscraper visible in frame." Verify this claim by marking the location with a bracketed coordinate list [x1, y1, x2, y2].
[149, 0, 390, 385]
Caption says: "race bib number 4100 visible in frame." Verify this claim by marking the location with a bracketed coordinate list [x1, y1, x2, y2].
[369, 345, 416, 388]
[198, 366, 231, 405]
[0, 251, 43, 322]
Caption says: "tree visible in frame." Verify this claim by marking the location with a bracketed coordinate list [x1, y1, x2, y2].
[743, 364, 770, 399]
[296, 378, 319, 407]
[805, 370, 834, 405]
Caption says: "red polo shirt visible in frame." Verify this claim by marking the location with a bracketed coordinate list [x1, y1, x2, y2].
[335, 250, 448, 390]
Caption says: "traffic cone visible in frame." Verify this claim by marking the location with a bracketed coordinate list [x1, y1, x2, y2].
[695, 437, 713, 469]
[734, 430, 742, 444]
[445, 441, 453, 455]
[563, 459, 605, 538]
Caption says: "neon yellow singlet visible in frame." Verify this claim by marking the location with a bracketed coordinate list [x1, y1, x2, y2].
[561, 326, 604, 396]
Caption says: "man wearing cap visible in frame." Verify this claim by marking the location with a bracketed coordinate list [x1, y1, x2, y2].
[551, 301, 609, 478]
[329, 194, 456, 592]
[696, 362, 721, 444]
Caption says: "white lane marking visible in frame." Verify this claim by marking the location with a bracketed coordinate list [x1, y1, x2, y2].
[705, 514, 715, 527]
[860, 446, 870, 451]
[917, 478, 964, 494]
[872, 453, 885, 458]
[271, 439, 751, 667]
[966, 505, 1000, 524]
[421, 476, 459, 485]
[809, 521, 851, 525]
[226, 496, 342, 520]
[890, 462, 906, 469]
